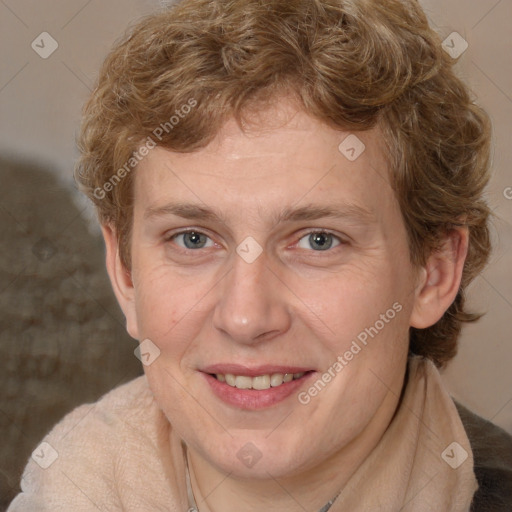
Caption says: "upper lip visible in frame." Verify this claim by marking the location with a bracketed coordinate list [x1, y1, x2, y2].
[201, 364, 314, 377]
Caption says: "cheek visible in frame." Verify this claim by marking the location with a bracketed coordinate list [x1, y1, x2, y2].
[293, 264, 399, 337]
[133, 264, 211, 347]
[300, 273, 411, 392]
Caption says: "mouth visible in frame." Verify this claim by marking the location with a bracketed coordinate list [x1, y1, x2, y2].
[201, 365, 315, 409]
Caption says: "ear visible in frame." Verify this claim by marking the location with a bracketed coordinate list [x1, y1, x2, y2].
[101, 224, 139, 340]
[410, 225, 469, 329]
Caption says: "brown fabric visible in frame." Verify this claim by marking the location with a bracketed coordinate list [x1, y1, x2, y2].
[455, 401, 512, 511]
[0, 157, 142, 509]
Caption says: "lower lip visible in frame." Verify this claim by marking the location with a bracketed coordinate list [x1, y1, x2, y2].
[203, 372, 315, 410]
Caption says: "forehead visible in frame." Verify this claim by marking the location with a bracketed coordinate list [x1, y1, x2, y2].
[133, 104, 395, 227]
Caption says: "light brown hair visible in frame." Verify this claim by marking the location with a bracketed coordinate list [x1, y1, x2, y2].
[75, 0, 493, 367]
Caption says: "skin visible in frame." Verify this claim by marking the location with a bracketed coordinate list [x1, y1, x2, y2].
[102, 98, 468, 511]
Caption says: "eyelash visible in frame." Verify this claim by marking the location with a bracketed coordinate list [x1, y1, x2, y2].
[164, 228, 347, 254]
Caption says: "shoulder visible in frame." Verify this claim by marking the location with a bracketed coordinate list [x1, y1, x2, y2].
[455, 401, 512, 512]
[39, 374, 160, 448]
[8, 375, 180, 511]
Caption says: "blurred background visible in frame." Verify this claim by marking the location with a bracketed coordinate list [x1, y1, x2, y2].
[0, 0, 511, 508]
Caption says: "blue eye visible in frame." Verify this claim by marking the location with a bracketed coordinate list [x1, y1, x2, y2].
[297, 232, 342, 251]
[172, 231, 214, 250]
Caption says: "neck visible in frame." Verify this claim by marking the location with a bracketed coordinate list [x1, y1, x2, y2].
[186, 386, 403, 512]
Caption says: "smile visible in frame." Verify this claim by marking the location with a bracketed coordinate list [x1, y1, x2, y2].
[202, 367, 315, 409]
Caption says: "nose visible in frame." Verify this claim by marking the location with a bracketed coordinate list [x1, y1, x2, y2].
[212, 246, 292, 345]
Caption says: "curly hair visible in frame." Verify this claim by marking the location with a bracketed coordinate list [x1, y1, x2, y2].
[74, 0, 493, 367]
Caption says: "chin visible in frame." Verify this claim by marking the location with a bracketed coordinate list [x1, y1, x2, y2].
[202, 431, 312, 480]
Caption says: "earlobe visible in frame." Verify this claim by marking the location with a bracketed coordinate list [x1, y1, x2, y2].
[101, 224, 140, 340]
[410, 226, 469, 329]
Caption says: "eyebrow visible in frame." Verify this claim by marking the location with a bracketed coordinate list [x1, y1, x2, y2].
[143, 201, 376, 226]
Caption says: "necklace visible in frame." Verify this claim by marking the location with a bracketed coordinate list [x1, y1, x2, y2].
[184, 444, 340, 512]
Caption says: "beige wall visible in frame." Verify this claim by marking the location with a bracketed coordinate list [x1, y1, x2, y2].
[1, 0, 511, 434]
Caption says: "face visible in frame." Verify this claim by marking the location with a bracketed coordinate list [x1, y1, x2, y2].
[118, 100, 423, 480]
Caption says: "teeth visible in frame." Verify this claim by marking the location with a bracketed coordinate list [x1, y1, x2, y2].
[215, 372, 305, 390]
[252, 375, 271, 390]
[234, 375, 252, 389]
[270, 373, 284, 387]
